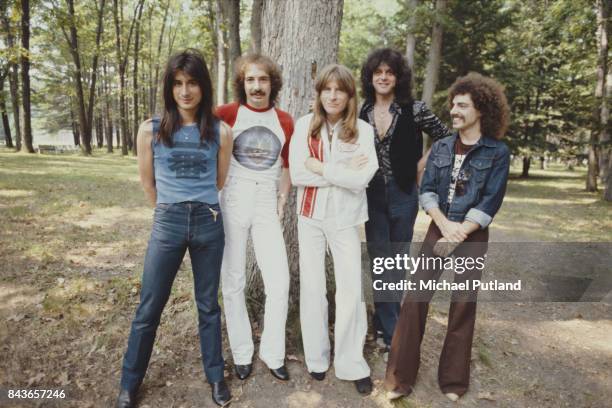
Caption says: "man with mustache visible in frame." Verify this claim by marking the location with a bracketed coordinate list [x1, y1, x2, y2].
[216, 54, 293, 382]
[385, 73, 511, 402]
[359, 48, 451, 360]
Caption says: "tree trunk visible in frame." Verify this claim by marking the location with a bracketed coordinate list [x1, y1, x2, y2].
[7, 60, 21, 151]
[539, 156, 545, 170]
[150, 0, 170, 115]
[20, 0, 34, 153]
[70, 105, 80, 146]
[521, 156, 531, 178]
[64, 0, 92, 154]
[0, 73, 14, 148]
[132, 0, 144, 155]
[595, 0, 611, 200]
[249, 0, 263, 53]
[215, 0, 228, 105]
[114, 0, 144, 155]
[586, 136, 599, 191]
[86, 0, 106, 140]
[103, 60, 114, 153]
[96, 115, 104, 148]
[420, 0, 446, 150]
[255, 0, 344, 317]
[0, 5, 21, 150]
[405, 0, 420, 70]
[226, 0, 241, 66]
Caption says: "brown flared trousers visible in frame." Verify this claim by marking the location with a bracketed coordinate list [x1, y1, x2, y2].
[385, 222, 488, 396]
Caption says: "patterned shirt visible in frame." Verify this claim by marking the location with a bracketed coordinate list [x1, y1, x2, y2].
[362, 100, 451, 180]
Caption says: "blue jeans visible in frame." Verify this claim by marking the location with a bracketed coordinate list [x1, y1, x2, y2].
[120, 202, 225, 392]
[365, 175, 419, 346]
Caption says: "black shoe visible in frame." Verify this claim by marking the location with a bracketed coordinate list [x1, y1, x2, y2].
[115, 388, 137, 408]
[234, 363, 252, 380]
[211, 380, 231, 407]
[309, 371, 326, 381]
[354, 376, 373, 395]
[269, 365, 289, 381]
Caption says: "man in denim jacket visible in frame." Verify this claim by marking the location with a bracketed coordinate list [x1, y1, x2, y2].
[385, 73, 511, 402]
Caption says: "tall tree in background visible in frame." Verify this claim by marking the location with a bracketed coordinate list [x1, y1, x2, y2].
[248, 0, 344, 315]
[149, 0, 170, 115]
[0, 2, 20, 150]
[421, 0, 446, 149]
[0, 67, 14, 148]
[225, 0, 241, 66]
[102, 60, 113, 152]
[249, 0, 263, 53]
[404, 0, 419, 70]
[594, 0, 611, 198]
[131, 0, 144, 155]
[20, 0, 34, 153]
[214, 0, 228, 104]
[113, 0, 144, 155]
[58, 0, 106, 154]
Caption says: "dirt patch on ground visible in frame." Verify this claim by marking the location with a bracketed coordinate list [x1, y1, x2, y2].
[1, 153, 610, 407]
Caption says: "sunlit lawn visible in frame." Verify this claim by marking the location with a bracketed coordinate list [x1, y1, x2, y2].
[0, 148, 610, 406]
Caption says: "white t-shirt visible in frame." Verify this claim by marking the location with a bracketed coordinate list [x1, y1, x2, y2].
[216, 102, 293, 183]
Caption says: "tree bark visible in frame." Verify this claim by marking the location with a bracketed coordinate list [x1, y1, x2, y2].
[249, 0, 263, 53]
[594, 0, 611, 200]
[0, 71, 14, 148]
[521, 156, 531, 178]
[86, 0, 106, 140]
[215, 0, 228, 105]
[405, 0, 420, 70]
[114, 0, 144, 155]
[420, 0, 447, 150]
[150, 0, 170, 116]
[20, 0, 34, 153]
[132, 0, 144, 155]
[226, 0, 241, 66]
[0, 4, 20, 150]
[103, 60, 114, 153]
[70, 104, 80, 146]
[254, 0, 344, 317]
[63, 0, 92, 154]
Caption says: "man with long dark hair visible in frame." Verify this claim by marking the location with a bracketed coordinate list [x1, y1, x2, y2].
[116, 49, 233, 408]
[215, 54, 293, 382]
[385, 73, 511, 402]
[359, 48, 450, 358]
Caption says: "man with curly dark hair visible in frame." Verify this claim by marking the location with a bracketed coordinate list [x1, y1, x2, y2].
[359, 48, 450, 358]
[385, 73, 511, 402]
[216, 54, 293, 383]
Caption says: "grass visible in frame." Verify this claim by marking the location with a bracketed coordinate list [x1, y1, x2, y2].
[496, 164, 612, 241]
[0, 149, 610, 406]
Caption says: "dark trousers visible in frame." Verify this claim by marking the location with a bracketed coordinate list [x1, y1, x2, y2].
[385, 222, 488, 396]
[365, 175, 419, 346]
[120, 202, 225, 392]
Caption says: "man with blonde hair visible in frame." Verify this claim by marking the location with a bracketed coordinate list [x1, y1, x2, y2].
[290, 64, 378, 395]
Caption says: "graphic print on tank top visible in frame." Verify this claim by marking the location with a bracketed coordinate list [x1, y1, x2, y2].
[232, 125, 281, 171]
[167, 139, 211, 179]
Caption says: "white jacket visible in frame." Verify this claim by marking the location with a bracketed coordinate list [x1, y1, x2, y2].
[289, 113, 379, 229]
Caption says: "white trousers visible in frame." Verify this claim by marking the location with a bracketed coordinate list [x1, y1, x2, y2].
[298, 215, 371, 380]
[220, 177, 289, 369]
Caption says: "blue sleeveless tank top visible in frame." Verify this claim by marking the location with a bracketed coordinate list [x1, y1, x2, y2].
[151, 118, 220, 204]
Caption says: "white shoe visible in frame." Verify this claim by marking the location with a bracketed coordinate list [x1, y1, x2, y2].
[445, 392, 460, 402]
[386, 390, 406, 400]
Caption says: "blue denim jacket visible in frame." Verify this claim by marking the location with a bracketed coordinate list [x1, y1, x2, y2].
[419, 133, 510, 228]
